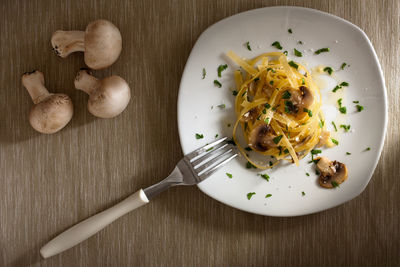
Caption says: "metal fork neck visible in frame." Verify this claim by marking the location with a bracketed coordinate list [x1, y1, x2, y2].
[143, 166, 184, 200]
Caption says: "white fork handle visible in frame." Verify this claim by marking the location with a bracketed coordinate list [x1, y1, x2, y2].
[40, 189, 149, 258]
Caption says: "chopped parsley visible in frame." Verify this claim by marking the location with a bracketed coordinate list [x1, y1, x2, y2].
[332, 85, 342, 93]
[269, 80, 274, 85]
[271, 41, 283, 50]
[264, 103, 271, 109]
[340, 82, 349, 87]
[284, 100, 295, 113]
[246, 161, 256, 169]
[283, 148, 289, 154]
[213, 80, 222, 88]
[195, 133, 204, 139]
[311, 149, 322, 155]
[247, 192, 256, 200]
[303, 108, 313, 117]
[265, 194, 272, 198]
[288, 28, 293, 34]
[323, 67, 333, 75]
[346, 152, 351, 155]
[306, 172, 310, 176]
[245, 147, 252, 151]
[226, 173, 233, 178]
[282, 90, 291, 99]
[366, 147, 371, 151]
[264, 117, 270, 124]
[206, 147, 213, 152]
[262, 109, 267, 114]
[319, 120, 325, 128]
[259, 173, 270, 181]
[269, 161, 273, 166]
[331, 138, 339, 145]
[245, 41, 252, 51]
[340, 124, 351, 132]
[356, 105, 364, 112]
[273, 135, 283, 144]
[339, 107, 347, 114]
[331, 181, 339, 188]
[294, 48, 303, 57]
[314, 47, 330, 55]
[232, 90, 238, 96]
[288, 61, 299, 69]
[353, 100, 359, 103]
[217, 64, 228, 77]
[202, 68, 206, 79]
[302, 191, 306, 196]
[302, 77, 305, 85]
[217, 104, 225, 109]
[332, 121, 338, 131]
[215, 134, 219, 138]
[298, 40, 303, 45]
[340, 62, 347, 70]
[283, 51, 288, 56]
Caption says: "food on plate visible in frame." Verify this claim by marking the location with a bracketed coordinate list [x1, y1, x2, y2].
[21, 70, 73, 134]
[315, 157, 348, 188]
[227, 50, 334, 169]
[74, 69, 130, 118]
[51, 20, 122, 70]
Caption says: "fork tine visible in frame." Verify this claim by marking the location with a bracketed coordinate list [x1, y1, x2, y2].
[198, 153, 238, 179]
[195, 147, 234, 174]
[190, 143, 229, 167]
[185, 137, 228, 160]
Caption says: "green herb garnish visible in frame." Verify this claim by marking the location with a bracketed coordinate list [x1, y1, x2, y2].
[215, 134, 219, 138]
[217, 64, 228, 77]
[269, 80, 274, 85]
[303, 108, 313, 117]
[273, 135, 283, 144]
[195, 133, 204, 139]
[298, 41, 303, 45]
[306, 173, 310, 176]
[202, 68, 206, 79]
[271, 41, 283, 50]
[346, 152, 351, 155]
[283, 148, 289, 154]
[302, 191, 306, 196]
[288, 28, 293, 33]
[283, 51, 288, 56]
[264, 117, 270, 124]
[311, 149, 322, 155]
[217, 104, 226, 109]
[332, 85, 342, 93]
[214, 80, 222, 88]
[315, 47, 330, 54]
[340, 82, 349, 87]
[265, 194, 272, 198]
[246, 161, 256, 169]
[245, 147, 252, 151]
[294, 48, 303, 57]
[282, 91, 291, 99]
[246, 41, 252, 51]
[353, 100, 359, 103]
[260, 173, 270, 181]
[331, 138, 339, 145]
[319, 120, 325, 128]
[206, 147, 213, 152]
[323, 67, 333, 75]
[232, 90, 238, 96]
[340, 62, 347, 70]
[302, 77, 305, 85]
[247, 192, 256, 200]
[340, 124, 351, 132]
[366, 147, 371, 151]
[288, 61, 299, 69]
[264, 103, 271, 109]
[356, 105, 364, 112]
[339, 107, 347, 114]
[226, 173, 233, 178]
[331, 181, 339, 188]
[331, 121, 337, 131]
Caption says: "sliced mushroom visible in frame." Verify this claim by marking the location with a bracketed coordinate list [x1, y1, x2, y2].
[241, 107, 259, 122]
[316, 156, 348, 188]
[51, 20, 122, 69]
[283, 86, 314, 115]
[248, 122, 277, 152]
[21, 70, 73, 134]
[74, 69, 130, 118]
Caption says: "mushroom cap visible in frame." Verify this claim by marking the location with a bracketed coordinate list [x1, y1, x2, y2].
[248, 122, 277, 152]
[316, 157, 348, 188]
[29, 94, 73, 134]
[84, 20, 122, 70]
[87, 75, 130, 118]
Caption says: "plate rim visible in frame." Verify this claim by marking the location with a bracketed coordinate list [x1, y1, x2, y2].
[177, 6, 388, 217]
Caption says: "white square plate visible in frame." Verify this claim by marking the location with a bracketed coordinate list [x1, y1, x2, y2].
[177, 6, 387, 216]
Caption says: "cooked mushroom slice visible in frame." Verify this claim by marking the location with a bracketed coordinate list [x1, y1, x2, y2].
[74, 69, 130, 118]
[21, 70, 73, 134]
[51, 20, 122, 69]
[316, 156, 348, 188]
[241, 107, 259, 122]
[248, 122, 277, 152]
[283, 86, 314, 114]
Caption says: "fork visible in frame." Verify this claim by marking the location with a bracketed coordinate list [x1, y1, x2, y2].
[40, 137, 238, 258]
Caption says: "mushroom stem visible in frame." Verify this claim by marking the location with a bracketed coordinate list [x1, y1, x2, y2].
[51, 30, 85, 58]
[21, 71, 50, 104]
[74, 69, 100, 95]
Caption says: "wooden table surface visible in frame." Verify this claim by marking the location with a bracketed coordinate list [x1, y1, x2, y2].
[1, 0, 399, 266]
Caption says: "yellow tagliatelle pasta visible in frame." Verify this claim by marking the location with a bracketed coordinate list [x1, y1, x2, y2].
[227, 50, 332, 169]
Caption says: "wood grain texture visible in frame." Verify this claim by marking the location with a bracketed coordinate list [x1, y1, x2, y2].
[0, 0, 399, 266]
